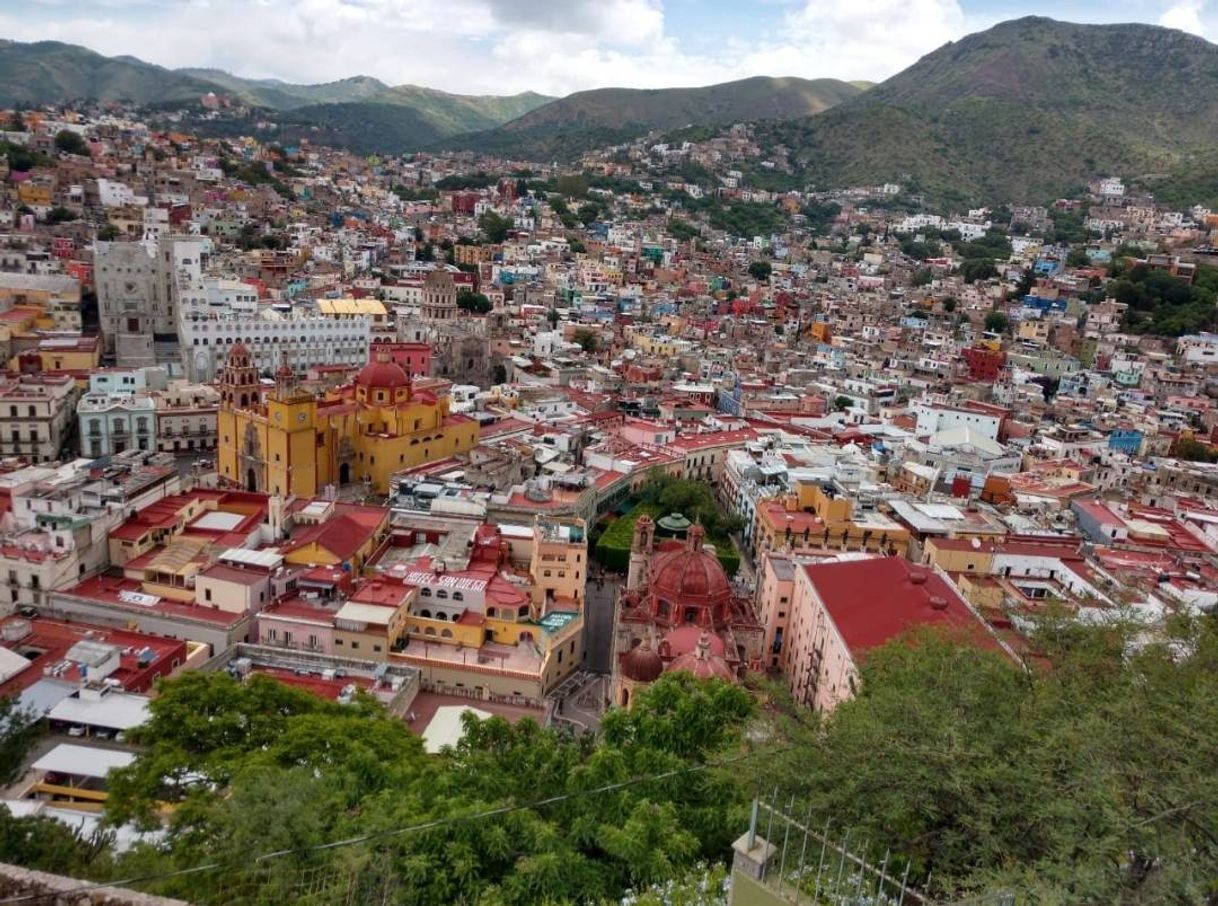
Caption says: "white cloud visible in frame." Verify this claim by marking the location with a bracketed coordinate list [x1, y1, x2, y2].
[1159, 0, 1211, 36]
[745, 0, 970, 81]
[1, 0, 1207, 98]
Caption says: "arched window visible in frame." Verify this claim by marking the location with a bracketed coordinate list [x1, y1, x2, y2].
[420, 588, 431, 597]
[452, 592, 464, 601]
[424, 626, 436, 636]
[435, 589, 448, 599]
[418, 609, 431, 619]
[440, 628, 453, 638]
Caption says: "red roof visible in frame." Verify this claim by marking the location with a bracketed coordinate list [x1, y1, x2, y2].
[805, 558, 997, 655]
[283, 514, 376, 561]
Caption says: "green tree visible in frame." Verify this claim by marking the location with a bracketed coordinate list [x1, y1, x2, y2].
[761, 619, 1218, 902]
[572, 328, 599, 353]
[577, 202, 601, 226]
[960, 258, 998, 283]
[478, 211, 512, 243]
[54, 129, 88, 156]
[984, 310, 1009, 334]
[45, 206, 77, 224]
[567, 238, 586, 254]
[0, 696, 41, 785]
[747, 261, 772, 282]
[942, 297, 957, 312]
[554, 173, 589, 198]
[457, 290, 493, 314]
[912, 267, 933, 287]
[833, 395, 853, 412]
[8, 110, 25, 132]
[546, 308, 559, 329]
[1066, 247, 1091, 267]
[98, 223, 120, 241]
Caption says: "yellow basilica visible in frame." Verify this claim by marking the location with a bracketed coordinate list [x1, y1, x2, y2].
[217, 343, 478, 496]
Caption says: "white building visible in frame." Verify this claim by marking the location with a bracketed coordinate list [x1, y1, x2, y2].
[94, 236, 210, 365]
[0, 456, 181, 614]
[77, 393, 158, 458]
[179, 311, 372, 382]
[1178, 332, 1218, 366]
[154, 381, 220, 455]
[0, 375, 79, 464]
[911, 400, 1003, 444]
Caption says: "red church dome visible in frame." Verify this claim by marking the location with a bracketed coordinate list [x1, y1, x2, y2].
[648, 524, 731, 607]
[227, 341, 252, 364]
[356, 359, 410, 389]
[620, 639, 664, 683]
[667, 632, 734, 681]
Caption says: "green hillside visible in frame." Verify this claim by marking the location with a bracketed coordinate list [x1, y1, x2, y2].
[0, 40, 215, 105]
[755, 17, 1218, 205]
[0, 40, 552, 153]
[444, 76, 866, 159]
[176, 69, 391, 109]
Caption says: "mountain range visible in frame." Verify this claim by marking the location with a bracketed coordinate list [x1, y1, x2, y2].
[0, 40, 864, 158]
[0, 40, 553, 148]
[5, 19, 1218, 206]
[439, 77, 868, 160]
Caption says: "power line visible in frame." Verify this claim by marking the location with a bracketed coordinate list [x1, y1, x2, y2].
[0, 744, 781, 905]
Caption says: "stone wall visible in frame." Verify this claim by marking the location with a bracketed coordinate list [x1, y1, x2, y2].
[0, 863, 191, 906]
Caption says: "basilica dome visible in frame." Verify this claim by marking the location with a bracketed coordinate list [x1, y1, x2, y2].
[648, 524, 731, 608]
[355, 359, 411, 390]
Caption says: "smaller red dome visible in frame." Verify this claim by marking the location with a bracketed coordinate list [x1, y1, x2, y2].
[356, 359, 410, 389]
[667, 632, 734, 681]
[227, 341, 251, 362]
[662, 625, 726, 658]
[620, 640, 664, 683]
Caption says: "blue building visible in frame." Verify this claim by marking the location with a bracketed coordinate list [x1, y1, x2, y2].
[1107, 428, 1144, 455]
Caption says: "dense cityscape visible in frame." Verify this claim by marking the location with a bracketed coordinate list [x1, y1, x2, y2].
[1, 13, 1218, 906]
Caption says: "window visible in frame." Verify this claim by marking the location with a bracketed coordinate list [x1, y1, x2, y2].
[204, 588, 212, 602]
[452, 591, 463, 601]
[27, 406, 34, 417]
[350, 641, 359, 649]
[373, 644, 383, 652]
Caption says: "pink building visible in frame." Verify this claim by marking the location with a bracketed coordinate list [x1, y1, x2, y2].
[782, 557, 1002, 712]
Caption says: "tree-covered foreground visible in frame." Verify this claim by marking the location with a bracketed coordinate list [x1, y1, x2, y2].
[3, 615, 1218, 903]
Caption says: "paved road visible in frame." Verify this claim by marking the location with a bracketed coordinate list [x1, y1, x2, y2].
[582, 576, 620, 675]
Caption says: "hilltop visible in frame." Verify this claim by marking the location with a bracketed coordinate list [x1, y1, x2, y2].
[441, 76, 868, 159]
[753, 17, 1218, 205]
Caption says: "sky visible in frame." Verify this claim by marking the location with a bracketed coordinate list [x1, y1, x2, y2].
[5, 0, 1216, 97]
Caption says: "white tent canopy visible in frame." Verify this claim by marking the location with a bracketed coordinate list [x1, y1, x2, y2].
[421, 705, 490, 754]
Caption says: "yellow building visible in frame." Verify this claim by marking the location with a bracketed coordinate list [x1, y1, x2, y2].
[217, 345, 478, 496]
[752, 481, 911, 558]
[317, 297, 390, 328]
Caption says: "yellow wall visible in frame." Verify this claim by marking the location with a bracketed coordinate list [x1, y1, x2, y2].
[923, 539, 995, 574]
[219, 384, 477, 495]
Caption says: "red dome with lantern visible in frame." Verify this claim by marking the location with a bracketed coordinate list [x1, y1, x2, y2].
[647, 524, 732, 618]
[355, 359, 411, 390]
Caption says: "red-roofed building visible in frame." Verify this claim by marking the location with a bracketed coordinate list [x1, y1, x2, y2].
[0, 615, 203, 698]
[784, 557, 1012, 711]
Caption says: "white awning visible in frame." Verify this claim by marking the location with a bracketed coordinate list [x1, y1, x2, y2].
[48, 692, 150, 730]
[0, 647, 29, 684]
[33, 744, 135, 778]
[422, 705, 490, 754]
